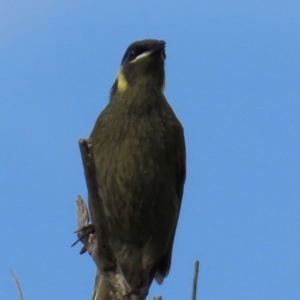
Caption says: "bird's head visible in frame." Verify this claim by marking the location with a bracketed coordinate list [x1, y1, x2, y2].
[113, 39, 166, 94]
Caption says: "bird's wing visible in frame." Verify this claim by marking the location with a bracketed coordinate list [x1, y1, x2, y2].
[155, 125, 186, 282]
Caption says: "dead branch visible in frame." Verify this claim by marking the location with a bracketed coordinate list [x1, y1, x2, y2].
[10, 269, 25, 300]
[78, 139, 115, 270]
[191, 261, 200, 300]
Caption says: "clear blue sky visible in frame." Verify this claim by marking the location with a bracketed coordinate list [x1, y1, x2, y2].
[1, 1, 300, 299]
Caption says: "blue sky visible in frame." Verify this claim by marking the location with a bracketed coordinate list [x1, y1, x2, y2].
[1, 1, 300, 299]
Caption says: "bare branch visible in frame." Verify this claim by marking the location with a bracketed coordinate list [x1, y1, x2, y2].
[191, 260, 200, 300]
[78, 138, 116, 270]
[10, 270, 25, 300]
[75, 195, 97, 256]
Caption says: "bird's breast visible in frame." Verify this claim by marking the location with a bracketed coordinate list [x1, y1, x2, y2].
[90, 103, 179, 246]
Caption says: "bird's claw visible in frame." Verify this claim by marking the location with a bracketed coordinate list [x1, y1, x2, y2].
[71, 224, 95, 247]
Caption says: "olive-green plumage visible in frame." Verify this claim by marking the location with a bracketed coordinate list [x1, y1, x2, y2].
[89, 39, 186, 299]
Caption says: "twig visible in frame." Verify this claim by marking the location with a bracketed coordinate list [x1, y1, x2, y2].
[78, 139, 116, 270]
[10, 269, 25, 300]
[75, 195, 97, 255]
[191, 260, 200, 300]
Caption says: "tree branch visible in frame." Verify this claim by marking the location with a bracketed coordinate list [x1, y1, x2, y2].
[78, 138, 115, 270]
[10, 269, 25, 300]
[191, 260, 200, 300]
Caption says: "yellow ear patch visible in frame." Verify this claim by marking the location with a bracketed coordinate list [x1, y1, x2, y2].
[117, 68, 128, 92]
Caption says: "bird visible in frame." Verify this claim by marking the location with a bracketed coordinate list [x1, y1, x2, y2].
[89, 39, 186, 299]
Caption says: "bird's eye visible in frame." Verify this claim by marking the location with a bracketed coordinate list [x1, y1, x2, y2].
[128, 49, 136, 61]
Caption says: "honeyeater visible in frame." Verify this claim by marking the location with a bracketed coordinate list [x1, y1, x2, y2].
[89, 39, 186, 299]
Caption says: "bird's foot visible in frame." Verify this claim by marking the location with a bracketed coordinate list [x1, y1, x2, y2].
[71, 224, 95, 248]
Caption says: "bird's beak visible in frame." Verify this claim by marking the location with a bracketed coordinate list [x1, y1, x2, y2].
[149, 40, 166, 56]
[131, 40, 166, 63]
